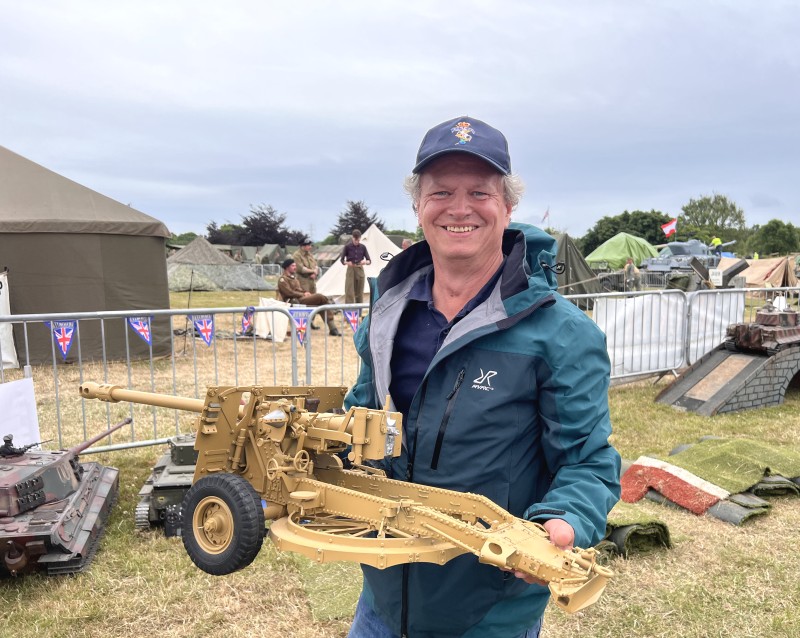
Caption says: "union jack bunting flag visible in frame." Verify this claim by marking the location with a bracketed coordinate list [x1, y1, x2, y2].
[288, 307, 312, 346]
[191, 314, 215, 346]
[241, 306, 255, 335]
[127, 316, 153, 345]
[46, 320, 77, 361]
[343, 309, 361, 333]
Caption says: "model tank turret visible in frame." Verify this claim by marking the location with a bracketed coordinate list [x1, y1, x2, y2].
[0, 419, 128, 576]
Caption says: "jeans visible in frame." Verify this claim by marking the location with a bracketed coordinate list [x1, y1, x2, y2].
[347, 595, 542, 638]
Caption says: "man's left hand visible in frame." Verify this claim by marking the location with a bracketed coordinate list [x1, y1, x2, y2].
[511, 519, 575, 585]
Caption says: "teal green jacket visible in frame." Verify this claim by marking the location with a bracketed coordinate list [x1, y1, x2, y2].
[346, 223, 620, 637]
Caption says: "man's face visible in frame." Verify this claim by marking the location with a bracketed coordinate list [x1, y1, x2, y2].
[302, 244, 312, 252]
[352, 237, 361, 245]
[417, 154, 511, 265]
[285, 263, 297, 275]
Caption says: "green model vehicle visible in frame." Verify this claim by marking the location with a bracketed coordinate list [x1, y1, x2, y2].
[135, 433, 198, 536]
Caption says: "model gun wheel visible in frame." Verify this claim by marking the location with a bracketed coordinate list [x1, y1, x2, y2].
[181, 473, 265, 575]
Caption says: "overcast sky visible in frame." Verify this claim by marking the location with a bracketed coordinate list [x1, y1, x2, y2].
[2, 1, 798, 240]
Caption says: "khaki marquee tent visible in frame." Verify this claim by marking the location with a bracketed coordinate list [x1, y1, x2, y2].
[0, 145, 171, 364]
[717, 256, 798, 288]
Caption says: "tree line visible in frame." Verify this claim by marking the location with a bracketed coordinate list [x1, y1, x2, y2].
[172, 193, 799, 258]
[573, 194, 799, 257]
[190, 201, 390, 247]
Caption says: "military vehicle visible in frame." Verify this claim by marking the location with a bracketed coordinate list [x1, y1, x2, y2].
[0, 419, 128, 576]
[81, 382, 613, 613]
[135, 434, 197, 535]
[134, 386, 347, 536]
[724, 302, 800, 355]
[642, 239, 734, 272]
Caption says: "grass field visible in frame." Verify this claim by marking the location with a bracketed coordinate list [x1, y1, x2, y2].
[1, 290, 799, 637]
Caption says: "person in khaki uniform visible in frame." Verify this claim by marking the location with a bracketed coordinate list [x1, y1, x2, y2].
[277, 259, 341, 336]
[292, 238, 320, 294]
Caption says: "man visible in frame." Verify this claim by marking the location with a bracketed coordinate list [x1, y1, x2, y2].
[340, 229, 371, 303]
[277, 258, 341, 336]
[292, 238, 320, 294]
[401, 238, 413, 250]
[346, 116, 620, 637]
[624, 257, 642, 291]
[710, 235, 723, 256]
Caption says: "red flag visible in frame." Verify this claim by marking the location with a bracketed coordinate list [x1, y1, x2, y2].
[541, 207, 550, 225]
[661, 218, 677, 237]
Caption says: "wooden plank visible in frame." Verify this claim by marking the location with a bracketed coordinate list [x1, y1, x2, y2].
[684, 354, 754, 401]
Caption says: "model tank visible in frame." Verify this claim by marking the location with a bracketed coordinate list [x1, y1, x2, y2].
[133, 385, 348, 536]
[0, 419, 128, 576]
[135, 433, 197, 536]
[724, 303, 800, 355]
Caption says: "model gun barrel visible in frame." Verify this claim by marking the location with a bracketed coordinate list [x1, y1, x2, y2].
[24, 439, 54, 452]
[70, 418, 132, 454]
[79, 382, 206, 413]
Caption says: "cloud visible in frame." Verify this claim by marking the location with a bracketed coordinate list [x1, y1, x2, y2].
[1, 1, 798, 239]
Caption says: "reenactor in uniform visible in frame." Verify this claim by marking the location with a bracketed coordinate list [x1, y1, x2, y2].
[292, 238, 320, 293]
[277, 259, 341, 336]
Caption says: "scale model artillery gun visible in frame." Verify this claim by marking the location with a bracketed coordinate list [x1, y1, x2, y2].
[79, 382, 614, 613]
[0, 418, 128, 576]
[133, 386, 348, 535]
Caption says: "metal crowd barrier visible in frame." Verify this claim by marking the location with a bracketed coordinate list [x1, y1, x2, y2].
[1, 286, 798, 452]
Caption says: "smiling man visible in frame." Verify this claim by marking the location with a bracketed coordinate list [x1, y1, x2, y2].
[345, 116, 620, 638]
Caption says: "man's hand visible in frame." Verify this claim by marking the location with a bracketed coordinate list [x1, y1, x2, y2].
[543, 518, 574, 551]
[511, 519, 575, 585]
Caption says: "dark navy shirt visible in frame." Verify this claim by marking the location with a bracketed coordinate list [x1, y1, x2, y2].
[389, 263, 504, 418]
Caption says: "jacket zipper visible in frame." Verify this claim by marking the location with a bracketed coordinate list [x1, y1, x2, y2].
[401, 376, 429, 637]
[405, 379, 428, 481]
[430, 368, 465, 470]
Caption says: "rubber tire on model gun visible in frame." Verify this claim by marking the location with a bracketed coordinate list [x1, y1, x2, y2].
[181, 474, 266, 575]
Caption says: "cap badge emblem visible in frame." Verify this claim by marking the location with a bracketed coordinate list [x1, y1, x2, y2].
[451, 121, 474, 145]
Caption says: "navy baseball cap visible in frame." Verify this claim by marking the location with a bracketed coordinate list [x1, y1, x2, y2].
[412, 116, 511, 175]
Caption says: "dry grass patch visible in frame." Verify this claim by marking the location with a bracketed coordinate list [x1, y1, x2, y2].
[3, 290, 800, 637]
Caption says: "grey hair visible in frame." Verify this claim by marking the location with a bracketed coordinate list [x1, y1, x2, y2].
[403, 172, 525, 213]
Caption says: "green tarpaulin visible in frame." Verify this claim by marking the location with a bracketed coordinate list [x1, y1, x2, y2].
[585, 232, 659, 270]
[669, 438, 800, 494]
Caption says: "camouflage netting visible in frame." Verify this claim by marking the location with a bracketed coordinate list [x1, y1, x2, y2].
[167, 264, 273, 291]
[168, 236, 237, 265]
[167, 236, 273, 291]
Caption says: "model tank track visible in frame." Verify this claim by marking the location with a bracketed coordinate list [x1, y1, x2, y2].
[135, 499, 152, 531]
[45, 491, 118, 575]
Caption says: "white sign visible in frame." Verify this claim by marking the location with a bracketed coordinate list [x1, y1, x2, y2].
[0, 377, 41, 445]
[709, 268, 723, 287]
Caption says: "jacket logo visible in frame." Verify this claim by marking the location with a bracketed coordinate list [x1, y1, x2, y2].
[472, 369, 496, 391]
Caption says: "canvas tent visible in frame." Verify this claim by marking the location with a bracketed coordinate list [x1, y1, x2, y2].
[550, 233, 604, 296]
[0, 145, 171, 365]
[585, 232, 659, 270]
[316, 224, 401, 301]
[313, 245, 346, 268]
[717, 256, 798, 288]
[167, 236, 271, 291]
